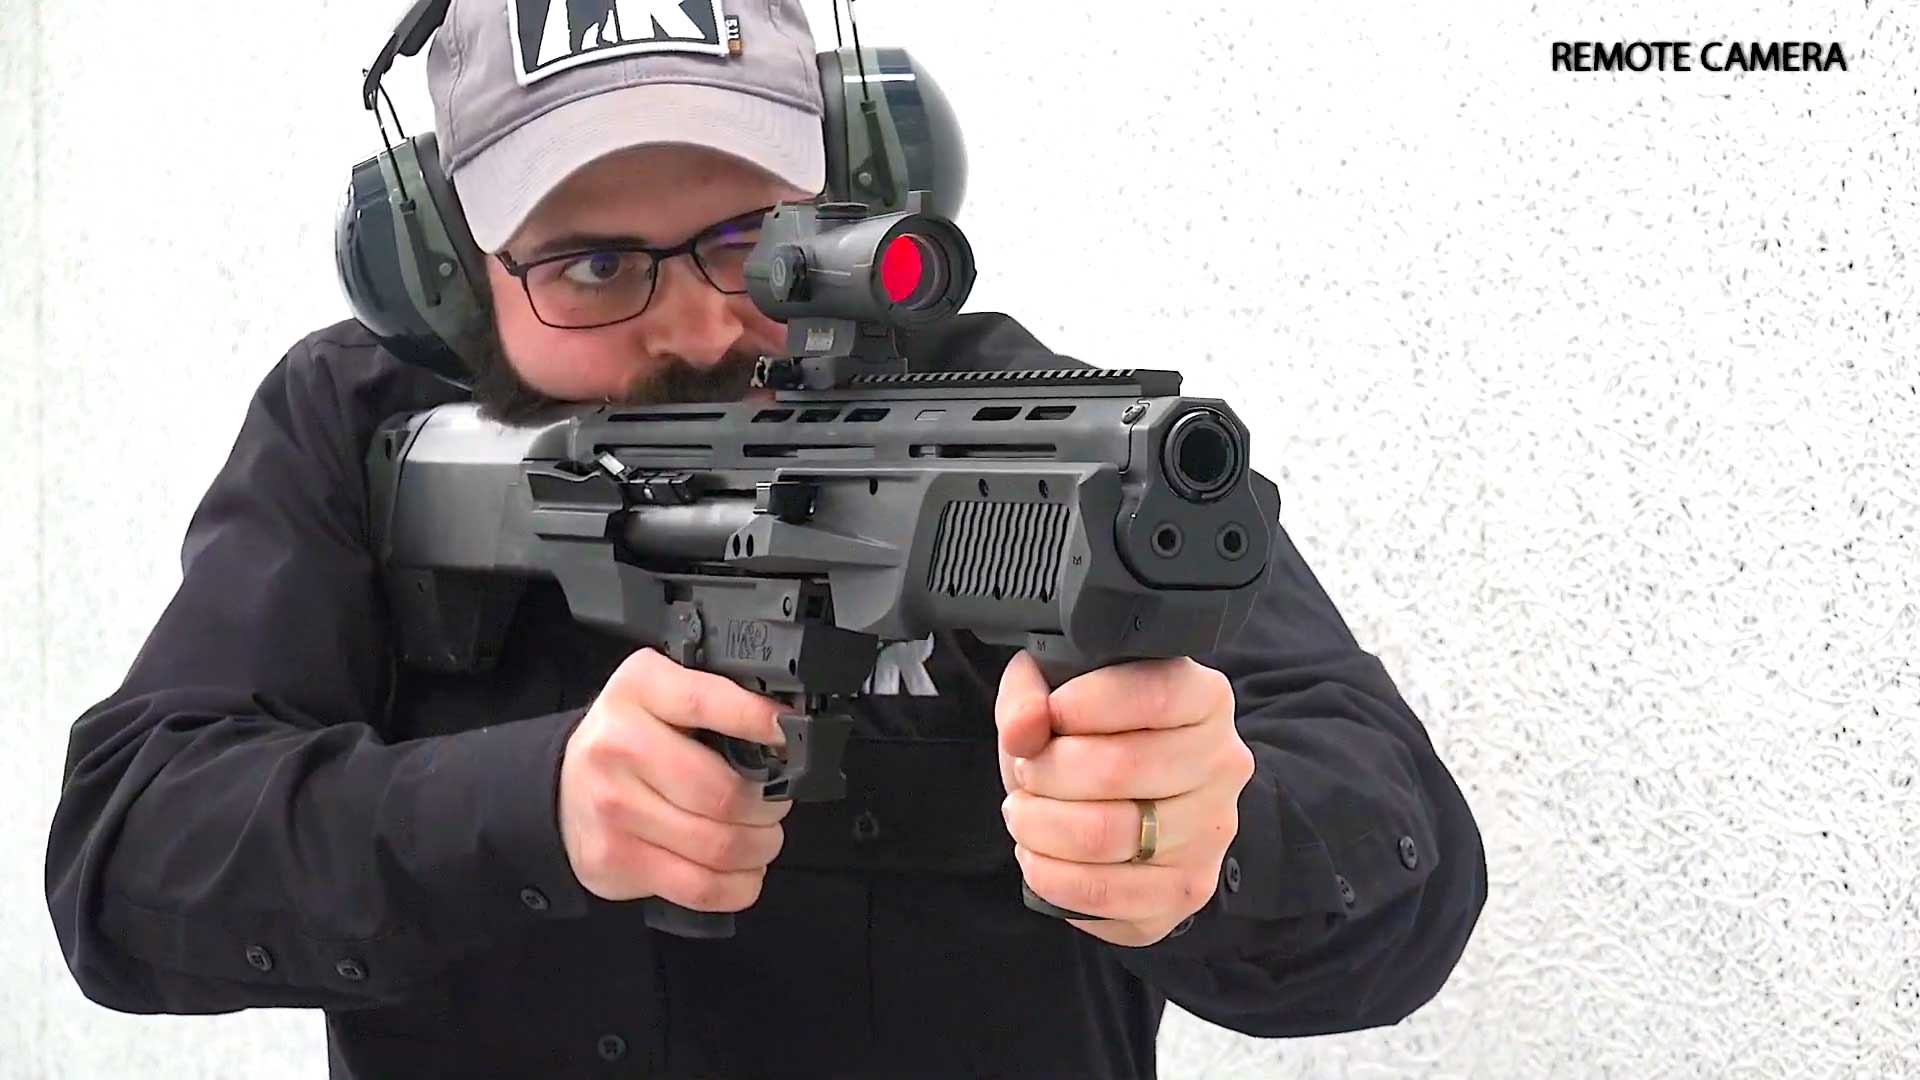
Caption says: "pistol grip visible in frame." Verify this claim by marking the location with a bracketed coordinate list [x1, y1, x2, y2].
[646, 715, 854, 941]
[1021, 882, 1109, 923]
[641, 901, 736, 939]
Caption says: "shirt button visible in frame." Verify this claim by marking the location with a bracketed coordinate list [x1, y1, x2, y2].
[1398, 835, 1420, 870]
[520, 887, 550, 913]
[1222, 856, 1242, 893]
[851, 810, 881, 843]
[1336, 875, 1356, 906]
[244, 945, 274, 973]
[596, 1033, 628, 1062]
[1168, 915, 1195, 939]
[335, 959, 367, 981]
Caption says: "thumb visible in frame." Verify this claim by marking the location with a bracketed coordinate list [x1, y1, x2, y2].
[996, 649, 1055, 764]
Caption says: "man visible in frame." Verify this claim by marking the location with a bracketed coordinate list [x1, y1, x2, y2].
[45, 1, 1487, 1076]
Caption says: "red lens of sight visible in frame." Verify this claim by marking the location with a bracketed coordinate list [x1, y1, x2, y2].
[880, 233, 927, 303]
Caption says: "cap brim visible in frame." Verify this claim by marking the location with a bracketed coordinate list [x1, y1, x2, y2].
[455, 82, 826, 253]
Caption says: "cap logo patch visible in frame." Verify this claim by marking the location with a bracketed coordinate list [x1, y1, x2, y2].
[508, 0, 730, 86]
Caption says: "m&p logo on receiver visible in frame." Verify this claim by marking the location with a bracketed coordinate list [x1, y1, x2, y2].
[508, 1, 731, 86]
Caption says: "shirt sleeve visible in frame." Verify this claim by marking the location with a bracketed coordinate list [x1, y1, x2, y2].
[1107, 518, 1488, 1037]
[44, 337, 596, 1015]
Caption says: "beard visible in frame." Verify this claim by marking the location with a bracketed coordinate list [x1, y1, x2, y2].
[466, 324, 762, 425]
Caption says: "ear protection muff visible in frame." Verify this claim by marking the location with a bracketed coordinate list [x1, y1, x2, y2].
[336, 130, 491, 389]
[817, 44, 967, 221]
[335, 0, 968, 388]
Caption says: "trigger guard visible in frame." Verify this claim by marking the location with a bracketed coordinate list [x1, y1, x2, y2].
[761, 712, 852, 803]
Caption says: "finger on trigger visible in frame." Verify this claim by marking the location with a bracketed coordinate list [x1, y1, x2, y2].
[629, 719, 792, 827]
[619, 648, 787, 748]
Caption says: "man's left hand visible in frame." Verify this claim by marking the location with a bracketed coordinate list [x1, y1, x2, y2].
[995, 650, 1256, 947]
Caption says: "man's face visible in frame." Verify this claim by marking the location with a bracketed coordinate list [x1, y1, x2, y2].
[469, 143, 814, 423]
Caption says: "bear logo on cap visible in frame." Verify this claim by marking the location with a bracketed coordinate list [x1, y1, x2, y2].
[509, 0, 730, 85]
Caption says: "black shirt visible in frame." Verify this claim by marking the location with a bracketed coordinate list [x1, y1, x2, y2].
[45, 312, 1486, 1078]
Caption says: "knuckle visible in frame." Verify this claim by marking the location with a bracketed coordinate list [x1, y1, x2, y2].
[579, 735, 611, 772]
[1228, 738, 1256, 784]
[609, 650, 645, 688]
[702, 823, 752, 869]
[702, 777, 748, 822]
[587, 781, 627, 824]
[675, 681, 707, 727]
[1208, 666, 1236, 711]
[1182, 870, 1218, 907]
[738, 870, 767, 908]
[618, 647, 667, 691]
[1075, 807, 1119, 860]
[1091, 744, 1132, 795]
[1075, 873, 1112, 911]
[581, 728, 625, 772]
[576, 865, 614, 898]
[682, 871, 728, 911]
[706, 824, 745, 868]
[684, 868, 760, 913]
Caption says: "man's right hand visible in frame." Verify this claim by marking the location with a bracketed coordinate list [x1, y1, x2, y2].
[558, 648, 793, 910]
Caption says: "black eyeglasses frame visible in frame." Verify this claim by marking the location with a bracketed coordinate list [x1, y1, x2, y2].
[492, 204, 779, 330]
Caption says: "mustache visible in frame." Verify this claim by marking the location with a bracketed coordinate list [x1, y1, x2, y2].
[467, 336, 766, 425]
[612, 351, 761, 405]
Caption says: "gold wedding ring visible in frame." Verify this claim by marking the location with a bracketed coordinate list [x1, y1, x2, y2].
[1130, 799, 1159, 863]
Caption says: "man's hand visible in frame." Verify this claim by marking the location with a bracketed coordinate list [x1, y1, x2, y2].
[558, 648, 792, 911]
[995, 651, 1256, 947]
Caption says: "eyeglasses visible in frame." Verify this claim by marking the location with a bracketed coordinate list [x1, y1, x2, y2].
[494, 205, 777, 330]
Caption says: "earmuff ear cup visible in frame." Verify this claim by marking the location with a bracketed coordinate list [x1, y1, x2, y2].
[335, 132, 491, 388]
[815, 46, 967, 220]
[872, 47, 967, 221]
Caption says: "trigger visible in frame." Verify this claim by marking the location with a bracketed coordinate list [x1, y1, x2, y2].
[694, 731, 773, 783]
[720, 736, 773, 778]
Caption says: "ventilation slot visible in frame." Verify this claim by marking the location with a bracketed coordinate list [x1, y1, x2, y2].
[607, 410, 726, 422]
[927, 500, 1069, 602]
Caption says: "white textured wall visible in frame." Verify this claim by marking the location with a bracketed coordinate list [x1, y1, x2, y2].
[5, 0, 1916, 1076]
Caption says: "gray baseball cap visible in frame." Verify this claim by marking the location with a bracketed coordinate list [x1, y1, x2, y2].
[427, 0, 827, 253]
